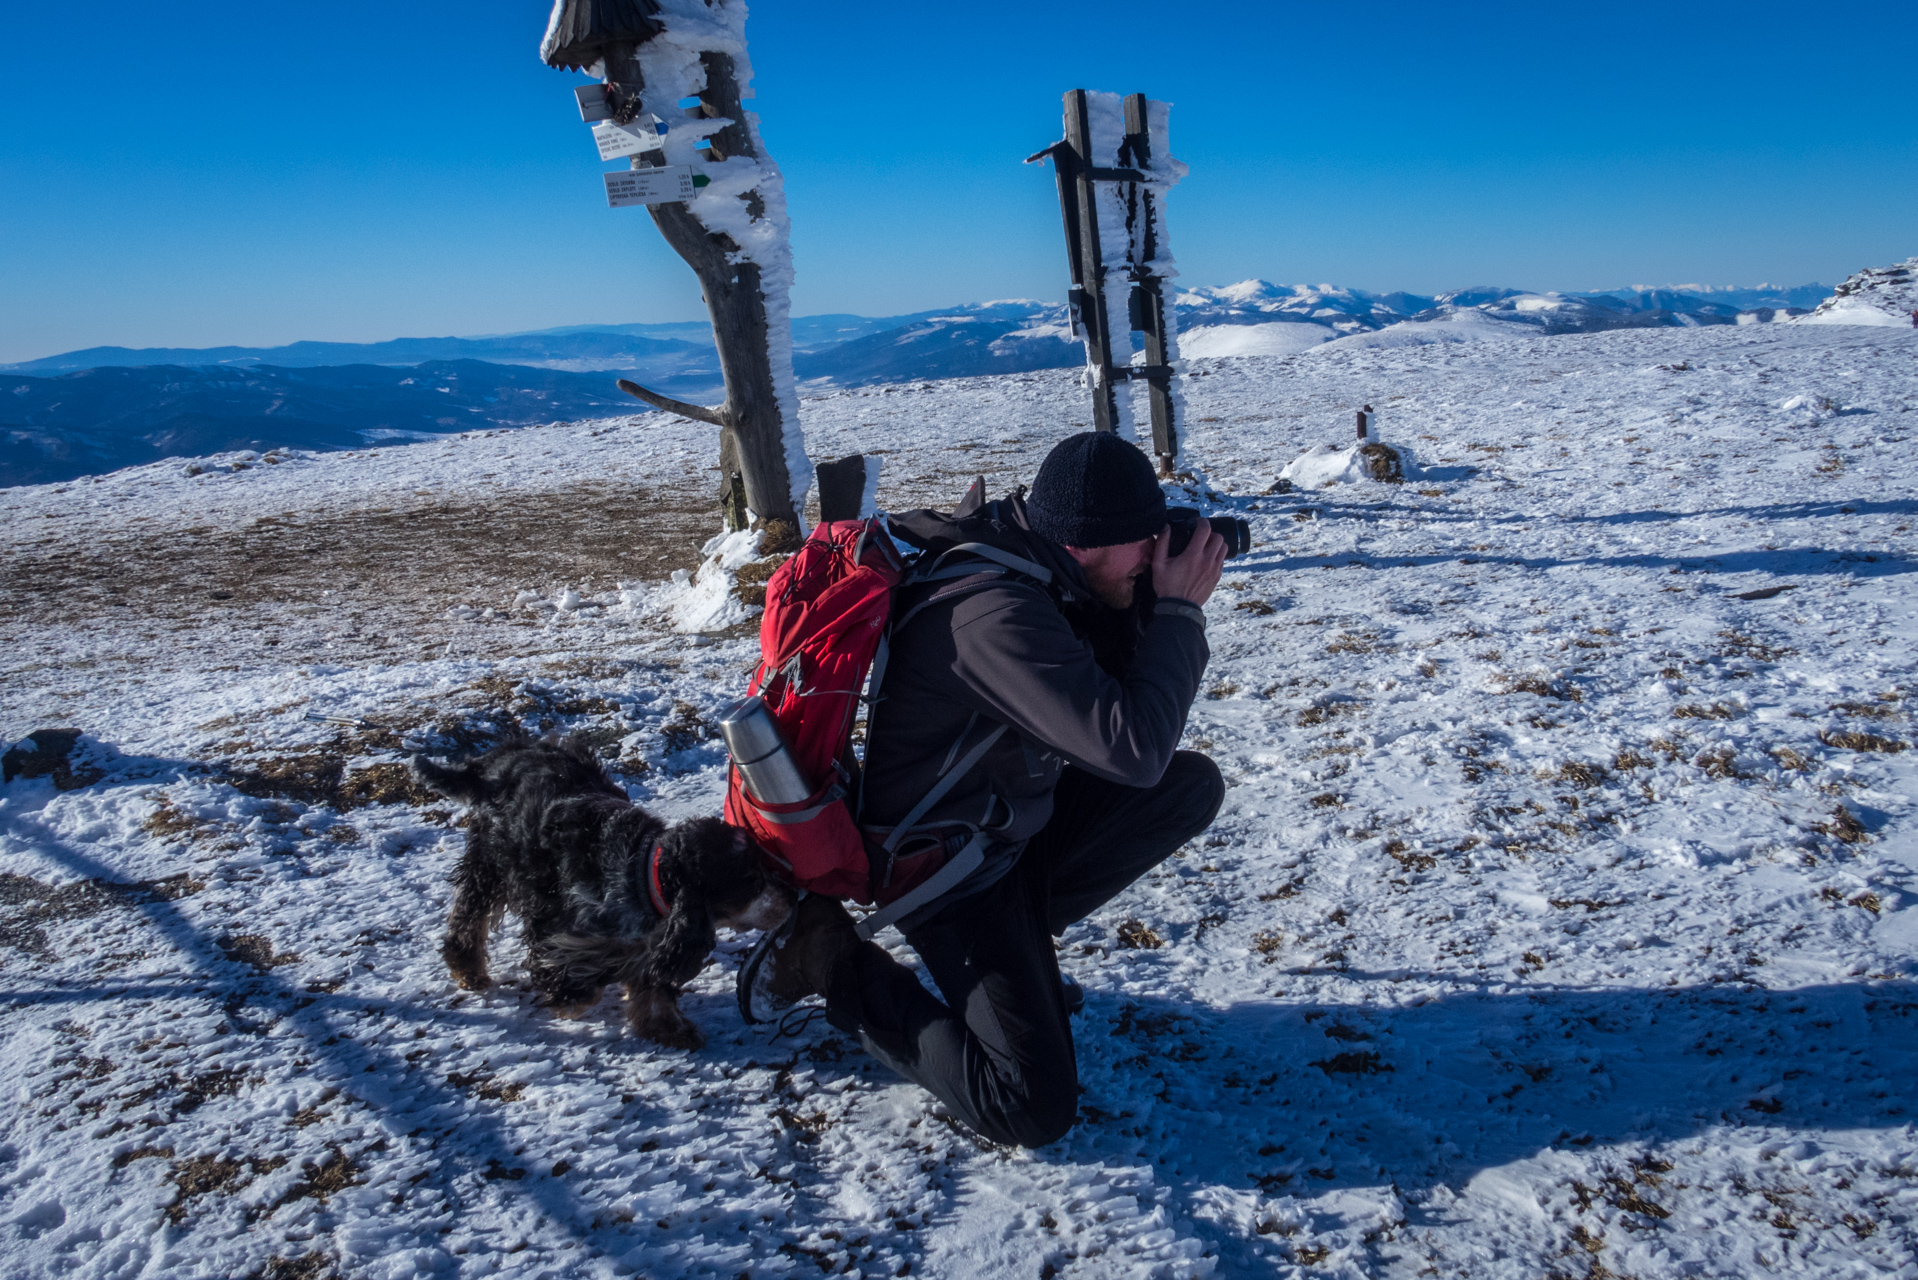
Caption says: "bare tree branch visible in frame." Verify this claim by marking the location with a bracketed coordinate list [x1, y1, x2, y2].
[616, 379, 730, 427]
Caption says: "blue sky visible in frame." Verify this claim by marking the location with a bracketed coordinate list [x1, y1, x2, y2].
[1, 1, 1911, 363]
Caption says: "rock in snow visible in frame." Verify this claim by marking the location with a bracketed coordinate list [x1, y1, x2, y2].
[1795, 257, 1918, 328]
[0, 318, 1915, 1279]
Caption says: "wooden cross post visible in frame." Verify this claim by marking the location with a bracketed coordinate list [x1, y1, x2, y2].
[1120, 93, 1179, 474]
[1029, 90, 1187, 473]
[1061, 90, 1120, 433]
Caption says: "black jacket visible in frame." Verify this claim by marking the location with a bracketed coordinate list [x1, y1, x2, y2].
[861, 492, 1210, 913]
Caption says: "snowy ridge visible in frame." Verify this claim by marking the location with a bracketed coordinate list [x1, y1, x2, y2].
[2, 321, 1916, 1280]
[1173, 277, 1843, 357]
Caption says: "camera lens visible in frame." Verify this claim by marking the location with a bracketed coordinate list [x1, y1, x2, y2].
[1165, 507, 1251, 559]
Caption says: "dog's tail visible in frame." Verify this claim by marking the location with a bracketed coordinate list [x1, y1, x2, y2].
[411, 753, 490, 806]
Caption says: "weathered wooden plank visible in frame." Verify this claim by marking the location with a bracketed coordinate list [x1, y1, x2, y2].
[1063, 90, 1118, 433]
[1123, 92, 1178, 472]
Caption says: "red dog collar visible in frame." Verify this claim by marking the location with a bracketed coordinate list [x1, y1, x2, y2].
[647, 842, 671, 917]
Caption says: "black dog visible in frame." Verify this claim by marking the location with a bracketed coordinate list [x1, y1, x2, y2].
[413, 733, 792, 1049]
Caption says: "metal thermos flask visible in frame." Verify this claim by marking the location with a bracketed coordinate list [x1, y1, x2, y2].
[718, 696, 814, 804]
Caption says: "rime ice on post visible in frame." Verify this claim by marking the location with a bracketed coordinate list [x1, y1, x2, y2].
[1357, 404, 1378, 443]
[1029, 90, 1190, 475]
[543, 0, 815, 532]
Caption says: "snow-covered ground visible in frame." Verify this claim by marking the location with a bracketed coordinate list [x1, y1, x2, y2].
[2, 319, 1914, 1279]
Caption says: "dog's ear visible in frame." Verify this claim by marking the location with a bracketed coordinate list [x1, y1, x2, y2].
[643, 892, 717, 992]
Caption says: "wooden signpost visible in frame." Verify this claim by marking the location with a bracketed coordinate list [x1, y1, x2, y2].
[542, 0, 814, 534]
[1029, 90, 1188, 475]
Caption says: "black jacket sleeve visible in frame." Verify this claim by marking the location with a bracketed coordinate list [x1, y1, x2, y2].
[943, 584, 1209, 787]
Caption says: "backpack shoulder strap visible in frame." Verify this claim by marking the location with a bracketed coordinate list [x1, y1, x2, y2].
[854, 831, 989, 941]
[873, 722, 1009, 855]
[889, 541, 1054, 638]
[928, 541, 1053, 585]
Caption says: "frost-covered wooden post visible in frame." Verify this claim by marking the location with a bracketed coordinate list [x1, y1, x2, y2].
[543, 0, 812, 534]
[1029, 90, 1189, 475]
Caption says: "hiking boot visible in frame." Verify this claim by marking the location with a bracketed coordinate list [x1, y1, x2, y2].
[737, 892, 862, 1024]
[1061, 972, 1085, 1017]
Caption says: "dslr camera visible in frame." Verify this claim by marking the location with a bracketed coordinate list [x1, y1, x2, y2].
[1165, 506, 1252, 559]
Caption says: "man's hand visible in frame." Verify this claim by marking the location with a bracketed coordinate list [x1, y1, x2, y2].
[1151, 518, 1227, 606]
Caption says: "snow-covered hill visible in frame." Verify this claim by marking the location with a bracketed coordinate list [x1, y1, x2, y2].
[1797, 259, 1918, 329]
[3, 318, 1913, 1279]
[1178, 278, 1837, 359]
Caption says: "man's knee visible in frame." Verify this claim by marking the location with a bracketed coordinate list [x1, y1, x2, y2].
[1165, 750, 1226, 832]
[997, 1079, 1080, 1149]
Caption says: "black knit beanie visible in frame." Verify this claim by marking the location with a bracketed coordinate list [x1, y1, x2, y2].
[1026, 432, 1167, 548]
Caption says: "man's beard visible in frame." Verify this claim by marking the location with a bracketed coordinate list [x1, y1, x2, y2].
[1088, 570, 1139, 610]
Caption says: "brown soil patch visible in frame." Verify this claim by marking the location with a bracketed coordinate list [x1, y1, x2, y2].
[229, 754, 344, 806]
[0, 481, 719, 713]
[1820, 729, 1907, 753]
[1817, 807, 1870, 844]
[337, 763, 439, 808]
[275, 1151, 362, 1207]
[249, 1255, 334, 1280]
[167, 1156, 248, 1223]
[167, 1151, 285, 1223]
[218, 934, 299, 972]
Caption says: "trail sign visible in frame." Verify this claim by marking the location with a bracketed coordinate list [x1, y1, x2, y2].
[574, 83, 613, 122]
[604, 166, 697, 207]
[593, 119, 663, 160]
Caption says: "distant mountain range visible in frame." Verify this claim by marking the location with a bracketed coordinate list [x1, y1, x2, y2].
[2, 278, 1841, 487]
[0, 304, 1062, 378]
[0, 362, 643, 489]
[1167, 280, 1835, 358]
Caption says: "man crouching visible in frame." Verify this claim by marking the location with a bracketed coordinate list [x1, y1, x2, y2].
[762, 432, 1227, 1147]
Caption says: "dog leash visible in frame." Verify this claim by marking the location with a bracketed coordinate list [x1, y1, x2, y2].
[772, 1005, 829, 1039]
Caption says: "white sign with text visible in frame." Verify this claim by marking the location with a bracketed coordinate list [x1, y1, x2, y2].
[604, 167, 696, 207]
[592, 119, 664, 161]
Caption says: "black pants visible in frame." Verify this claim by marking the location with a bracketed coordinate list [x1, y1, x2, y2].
[825, 751, 1225, 1148]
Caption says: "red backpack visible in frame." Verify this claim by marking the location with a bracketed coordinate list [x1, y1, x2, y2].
[722, 515, 1055, 939]
[723, 518, 900, 902]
